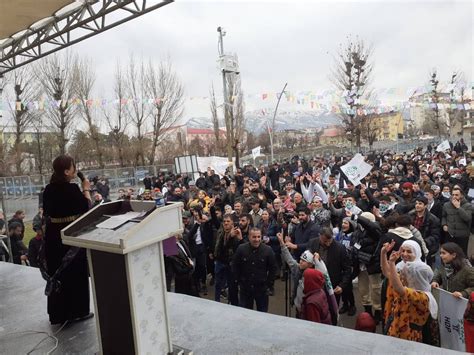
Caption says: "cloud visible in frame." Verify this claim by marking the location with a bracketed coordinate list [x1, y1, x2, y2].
[68, 0, 472, 118]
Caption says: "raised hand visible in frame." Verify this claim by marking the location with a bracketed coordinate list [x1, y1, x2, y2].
[381, 240, 396, 254]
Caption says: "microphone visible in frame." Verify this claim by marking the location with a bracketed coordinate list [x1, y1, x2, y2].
[77, 171, 85, 182]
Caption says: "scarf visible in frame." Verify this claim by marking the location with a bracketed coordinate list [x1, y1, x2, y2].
[397, 240, 438, 319]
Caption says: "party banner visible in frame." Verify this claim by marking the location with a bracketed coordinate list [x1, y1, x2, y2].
[438, 288, 468, 351]
[340, 153, 372, 186]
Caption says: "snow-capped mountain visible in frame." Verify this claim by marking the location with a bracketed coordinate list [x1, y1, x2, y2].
[184, 110, 341, 134]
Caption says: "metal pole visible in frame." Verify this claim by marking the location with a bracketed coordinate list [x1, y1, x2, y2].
[217, 27, 234, 176]
[270, 83, 288, 163]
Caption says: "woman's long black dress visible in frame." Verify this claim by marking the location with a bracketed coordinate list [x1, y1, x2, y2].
[43, 181, 90, 324]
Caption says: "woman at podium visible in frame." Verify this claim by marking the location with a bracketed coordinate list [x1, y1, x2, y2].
[42, 155, 92, 325]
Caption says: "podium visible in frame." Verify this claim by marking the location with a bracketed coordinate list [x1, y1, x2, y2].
[61, 200, 186, 355]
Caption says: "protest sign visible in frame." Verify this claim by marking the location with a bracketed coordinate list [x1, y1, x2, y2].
[340, 153, 372, 186]
[197, 156, 234, 177]
[436, 140, 451, 152]
[438, 288, 468, 351]
[252, 146, 262, 160]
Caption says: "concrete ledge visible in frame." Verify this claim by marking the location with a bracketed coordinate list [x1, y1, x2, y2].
[0, 262, 461, 354]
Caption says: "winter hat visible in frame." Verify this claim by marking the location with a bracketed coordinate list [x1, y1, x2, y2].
[401, 182, 413, 189]
[355, 312, 376, 333]
[300, 250, 315, 265]
[360, 212, 376, 223]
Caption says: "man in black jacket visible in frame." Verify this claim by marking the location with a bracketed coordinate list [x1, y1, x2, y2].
[287, 207, 320, 260]
[409, 196, 440, 266]
[214, 214, 243, 305]
[308, 227, 352, 306]
[186, 209, 214, 295]
[232, 227, 277, 312]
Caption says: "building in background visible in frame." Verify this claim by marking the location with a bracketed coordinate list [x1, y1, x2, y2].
[319, 126, 346, 146]
[371, 111, 404, 141]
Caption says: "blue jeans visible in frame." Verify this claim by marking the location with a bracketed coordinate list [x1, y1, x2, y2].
[214, 261, 238, 305]
[239, 287, 269, 312]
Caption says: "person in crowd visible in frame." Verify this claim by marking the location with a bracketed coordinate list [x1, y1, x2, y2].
[381, 240, 437, 343]
[309, 227, 352, 307]
[42, 155, 92, 325]
[442, 187, 472, 255]
[249, 198, 263, 226]
[33, 207, 44, 231]
[257, 209, 280, 293]
[301, 268, 332, 325]
[165, 232, 198, 297]
[409, 196, 440, 266]
[348, 211, 383, 322]
[334, 216, 357, 316]
[232, 227, 277, 312]
[186, 206, 214, 295]
[28, 221, 44, 268]
[287, 207, 320, 260]
[431, 242, 474, 298]
[9, 210, 26, 240]
[214, 214, 242, 305]
[9, 222, 28, 265]
[424, 189, 443, 220]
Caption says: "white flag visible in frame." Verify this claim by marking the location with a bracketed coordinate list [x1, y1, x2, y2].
[252, 146, 261, 160]
[459, 158, 467, 166]
[340, 153, 372, 186]
[438, 288, 468, 351]
[437, 140, 451, 152]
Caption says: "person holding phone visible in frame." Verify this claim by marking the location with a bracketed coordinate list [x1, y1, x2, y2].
[441, 187, 472, 255]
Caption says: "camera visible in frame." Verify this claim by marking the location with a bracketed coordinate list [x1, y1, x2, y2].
[283, 212, 295, 223]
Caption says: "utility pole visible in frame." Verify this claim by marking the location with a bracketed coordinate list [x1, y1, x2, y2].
[217, 26, 233, 176]
[270, 83, 287, 163]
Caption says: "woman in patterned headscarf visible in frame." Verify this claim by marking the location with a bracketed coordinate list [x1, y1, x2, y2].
[381, 240, 438, 343]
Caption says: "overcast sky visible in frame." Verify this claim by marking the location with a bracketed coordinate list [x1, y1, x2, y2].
[63, 0, 473, 117]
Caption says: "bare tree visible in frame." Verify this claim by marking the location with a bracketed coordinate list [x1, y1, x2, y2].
[125, 56, 149, 166]
[426, 70, 446, 138]
[36, 52, 77, 155]
[30, 115, 46, 174]
[103, 63, 129, 167]
[145, 59, 184, 165]
[5, 66, 40, 173]
[447, 71, 467, 137]
[74, 57, 105, 168]
[331, 37, 374, 151]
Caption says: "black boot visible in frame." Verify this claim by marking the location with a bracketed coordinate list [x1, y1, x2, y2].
[363, 305, 373, 316]
[373, 310, 382, 325]
[339, 304, 349, 314]
[347, 305, 357, 316]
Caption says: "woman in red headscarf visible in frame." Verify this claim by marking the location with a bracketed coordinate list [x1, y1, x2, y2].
[300, 268, 332, 325]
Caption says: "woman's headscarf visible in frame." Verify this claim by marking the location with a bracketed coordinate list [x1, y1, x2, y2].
[396, 240, 422, 272]
[396, 240, 438, 319]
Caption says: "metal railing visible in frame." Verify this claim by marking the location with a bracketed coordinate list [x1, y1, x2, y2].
[0, 164, 175, 199]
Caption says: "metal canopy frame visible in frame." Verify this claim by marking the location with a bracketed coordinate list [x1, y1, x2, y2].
[0, 0, 173, 75]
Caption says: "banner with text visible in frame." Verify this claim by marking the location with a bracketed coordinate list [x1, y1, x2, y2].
[438, 288, 468, 351]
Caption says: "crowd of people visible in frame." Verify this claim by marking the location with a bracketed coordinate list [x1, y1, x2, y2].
[154, 142, 474, 346]
[2, 141, 474, 347]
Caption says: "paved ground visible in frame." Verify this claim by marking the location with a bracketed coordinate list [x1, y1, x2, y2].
[199, 275, 374, 332]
